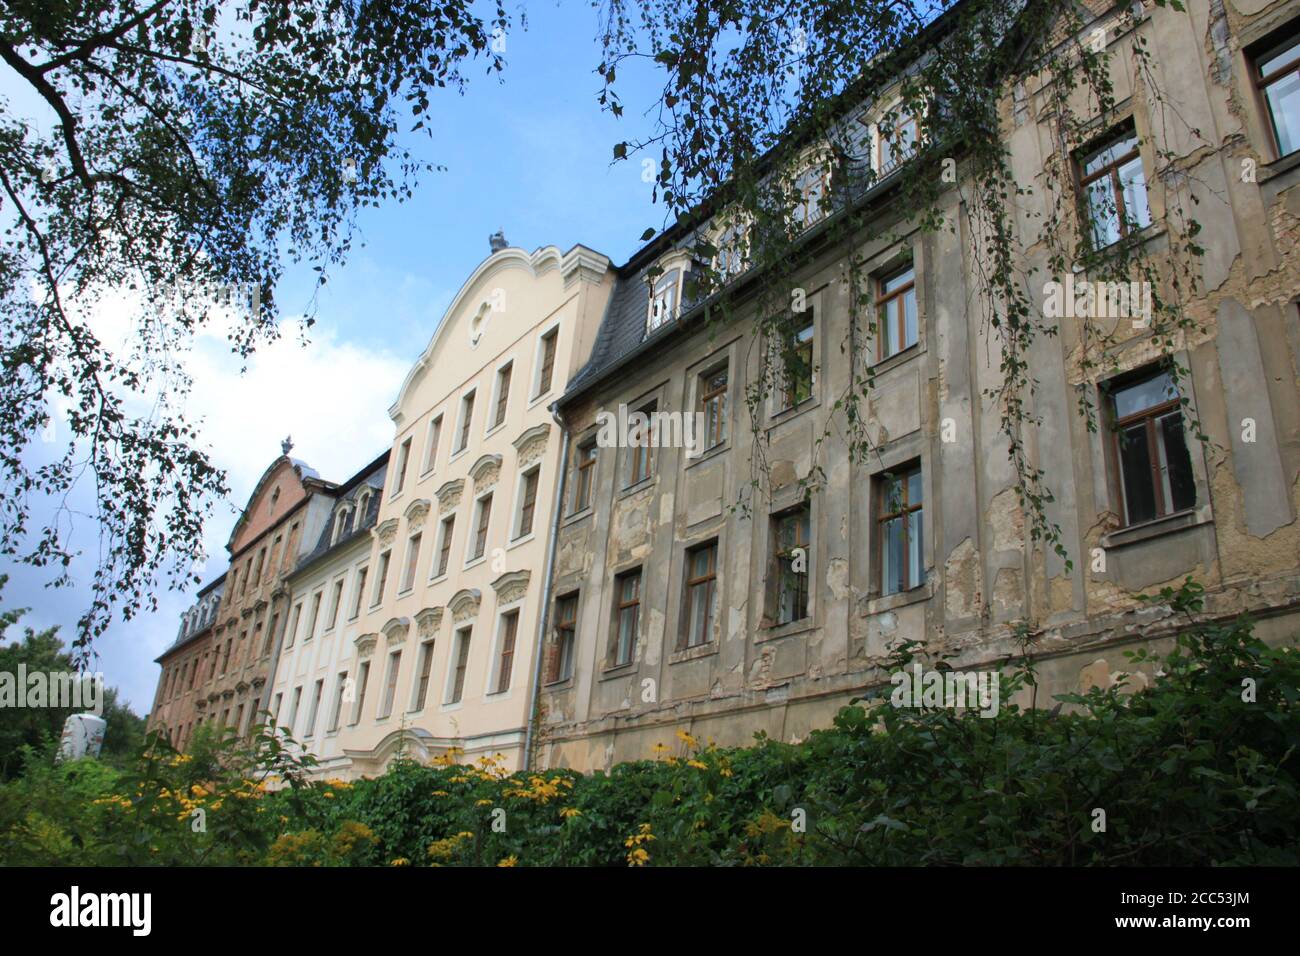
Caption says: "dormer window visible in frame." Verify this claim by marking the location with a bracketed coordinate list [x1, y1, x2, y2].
[356, 491, 371, 524]
[712, 217, 750, 280]
[791, 164, 832, 229]
[647, 268, 681, 335]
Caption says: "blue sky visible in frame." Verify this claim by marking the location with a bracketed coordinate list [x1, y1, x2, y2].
[0, 2, 671, 715]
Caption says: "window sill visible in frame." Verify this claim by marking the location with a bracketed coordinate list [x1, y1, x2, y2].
[527, 390, 553, 410]
[618, 476, 658, 501]
[684, 441, 729, 471]
[396, 587, 414, 599]
[599, 661, 637, 681]
[1261, 148, 1300, 180]
[484, 688, 514, 701]
[440, 701, 464, 713]
[1072, 222, 1166, 271]
[508, 532, 536, 551]
[668, 641, 717, 665]
[428, 572, 449, 586]
[870, 342, 923, 375]
[464, 555, 487, 571]
[863, 578, 933, 616]
[418, 468, 435, 484]
[767, 396, 820, 430]
[562, 507, 594, 528]
[1100, 507, 1210, 549]
[542, 675, 573, 690]
[757, 618, 816, 643]
[485, 422, 507, 440]
[449, 447, 469, 463]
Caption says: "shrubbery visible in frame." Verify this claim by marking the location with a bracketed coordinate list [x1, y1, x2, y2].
[1, 580, 1296, 866]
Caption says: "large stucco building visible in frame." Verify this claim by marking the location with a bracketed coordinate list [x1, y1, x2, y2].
[151, 0, 1300, 781]
[531, 0, 1300, 770]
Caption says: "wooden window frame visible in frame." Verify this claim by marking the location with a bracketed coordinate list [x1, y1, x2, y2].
[537, 328, 558, 397]
[782, 318, 815, 410]
[494, 610, 519, 694]
[449, 627, 472, 704]
[771, 505, 810, 625]
[1077, 127, 1146, 246]
[471, 493, 492, 561]
[699, 366, 729, 450]
[549, 593, 578, 683]
[611, 569, 642, 667]
[876, 462, 924, 596]
[493, 362, 513, 429]
[875, 266, 917, 360]
[456, 391, 475, 453]
[627, 403, 657, 486]
[572, 439, 597, 513]
[517, 467, 539, 538]
[436, 515, 455, 578]
[1253, 29, 1300, 159]
[681, 541, 718, 649]
[1105, 369, 1193, 527]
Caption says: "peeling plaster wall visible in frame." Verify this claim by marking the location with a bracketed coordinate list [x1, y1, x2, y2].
[536, 1, 1300, 772]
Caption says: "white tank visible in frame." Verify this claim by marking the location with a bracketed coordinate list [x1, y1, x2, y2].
[57, 713, 107, 762]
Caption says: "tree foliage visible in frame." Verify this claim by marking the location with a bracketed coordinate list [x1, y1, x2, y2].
[0, 0, 510, 654]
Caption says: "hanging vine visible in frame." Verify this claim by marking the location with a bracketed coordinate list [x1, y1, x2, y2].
[597, 0, 1207, 585]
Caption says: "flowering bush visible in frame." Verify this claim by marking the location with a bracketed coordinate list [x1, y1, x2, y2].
[1, 581, 1296, 866]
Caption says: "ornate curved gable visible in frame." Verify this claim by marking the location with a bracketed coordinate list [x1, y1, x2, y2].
[228, 456, 317, 554]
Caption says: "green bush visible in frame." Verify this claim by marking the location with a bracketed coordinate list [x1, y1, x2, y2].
[1, 579, 1296, 866]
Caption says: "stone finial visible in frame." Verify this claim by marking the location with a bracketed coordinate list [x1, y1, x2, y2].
[281, 435, 293, 456]
[489, 229, 508, 253]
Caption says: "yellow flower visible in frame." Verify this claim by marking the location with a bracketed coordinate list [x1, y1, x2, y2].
[390, 857, 410, 867]
[475, 799, 492, 807]
[628, 847, 650, 866]
[323, 791, 335, 799]
[497, 855, 518, 867]
[675, 728, 698, 749]
[560, 807, 582, 819]
[687, 759, 708, 771]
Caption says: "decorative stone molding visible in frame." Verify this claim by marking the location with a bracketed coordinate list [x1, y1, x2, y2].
[415, 606, 444, 639]
[512, 423, 551, 469]
[374, 517, 400, 547]
[354, 633, 378, 660]
[468, 453, 502, 490]
[254, 599, 268, 613]
[490, 569, 531, 606]
[235, 680, 250, 694]
[561, 246, 611, 289]
[382, 617, 411, 645]
[404, 498, 431, 526]
[448, 588, 482, 624]
[436, 479, 464, 515]
[220, 689, 234, 700]
[240, 606, 255, 619]
[251, 676, 266, 690]
[195, 699, 207, 712]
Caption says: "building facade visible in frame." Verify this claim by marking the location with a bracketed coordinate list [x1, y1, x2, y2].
[329, 241, 616, 775]
[266, 452, 388, 776]
[533, 0, 1300, 771]
[195, 447, 340, 740]
[148, 573, 225, 749]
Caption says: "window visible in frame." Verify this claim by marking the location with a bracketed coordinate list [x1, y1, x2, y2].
[792, 164, 831, 228]
[393, 437, 412, 495]
[1078, 128, 1151, 249]
[572, 439, 597, 513]
[305, 679, 324, 738]
[423, 415, 442, 473]
[471, 494, 492, 561]
[456, 391, 475, 453]
[378, 650, 401, 719]
[327, 672, 347, 732]
[537, 329, 558, 397]
[233, 704, 245, 738]
[449, 627, 472, 704]
[287, 686, 302, 734]
[372, 550, 391, 606]
[331, 507, 351, 545]
[493, 362, 512, 428]
[682, 541, 718, 649]
[699, 366, 728, 450]
[269, 535, 282, 577]
[305, 591, 322, 642]
[221, 638, 232, 674]
[350, 567, 368, 619]
[286, 603, 302, 649]
[876, 108, 919, 174]
[1106, 367, 1196, 527]
[549, 594, 578, 683]
[876, 266, 918, 360]
[412, 640, 435, 711]
[351, 661, 370, 724]
[252, 547, 266, 586]
[611, 569, 641, 667]
[436, 516, 455, 578]
[781, 317, 815, 409]
[517, 468, 539, 538]
[878, 463, 924, 596]
[627, 402, 656, 486]
[772, 505, 810, 625]
[401, 532, 422, 592]
[713, 219, 749, 279]
[647, 269, 680, 334]
[326, 579, 344, 630]
[494, 610, 519, 694]
[263, 613, 279, 657]
[1255, 31, 1300, 157]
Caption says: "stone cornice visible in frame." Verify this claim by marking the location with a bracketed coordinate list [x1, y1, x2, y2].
[435, 479, 464, 515]
[490, 570, 531, 606]
[468, 453, 502, 490]
[448, 588, 481, 624]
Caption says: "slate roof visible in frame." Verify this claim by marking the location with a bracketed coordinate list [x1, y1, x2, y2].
[294, 449, 389, 576]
